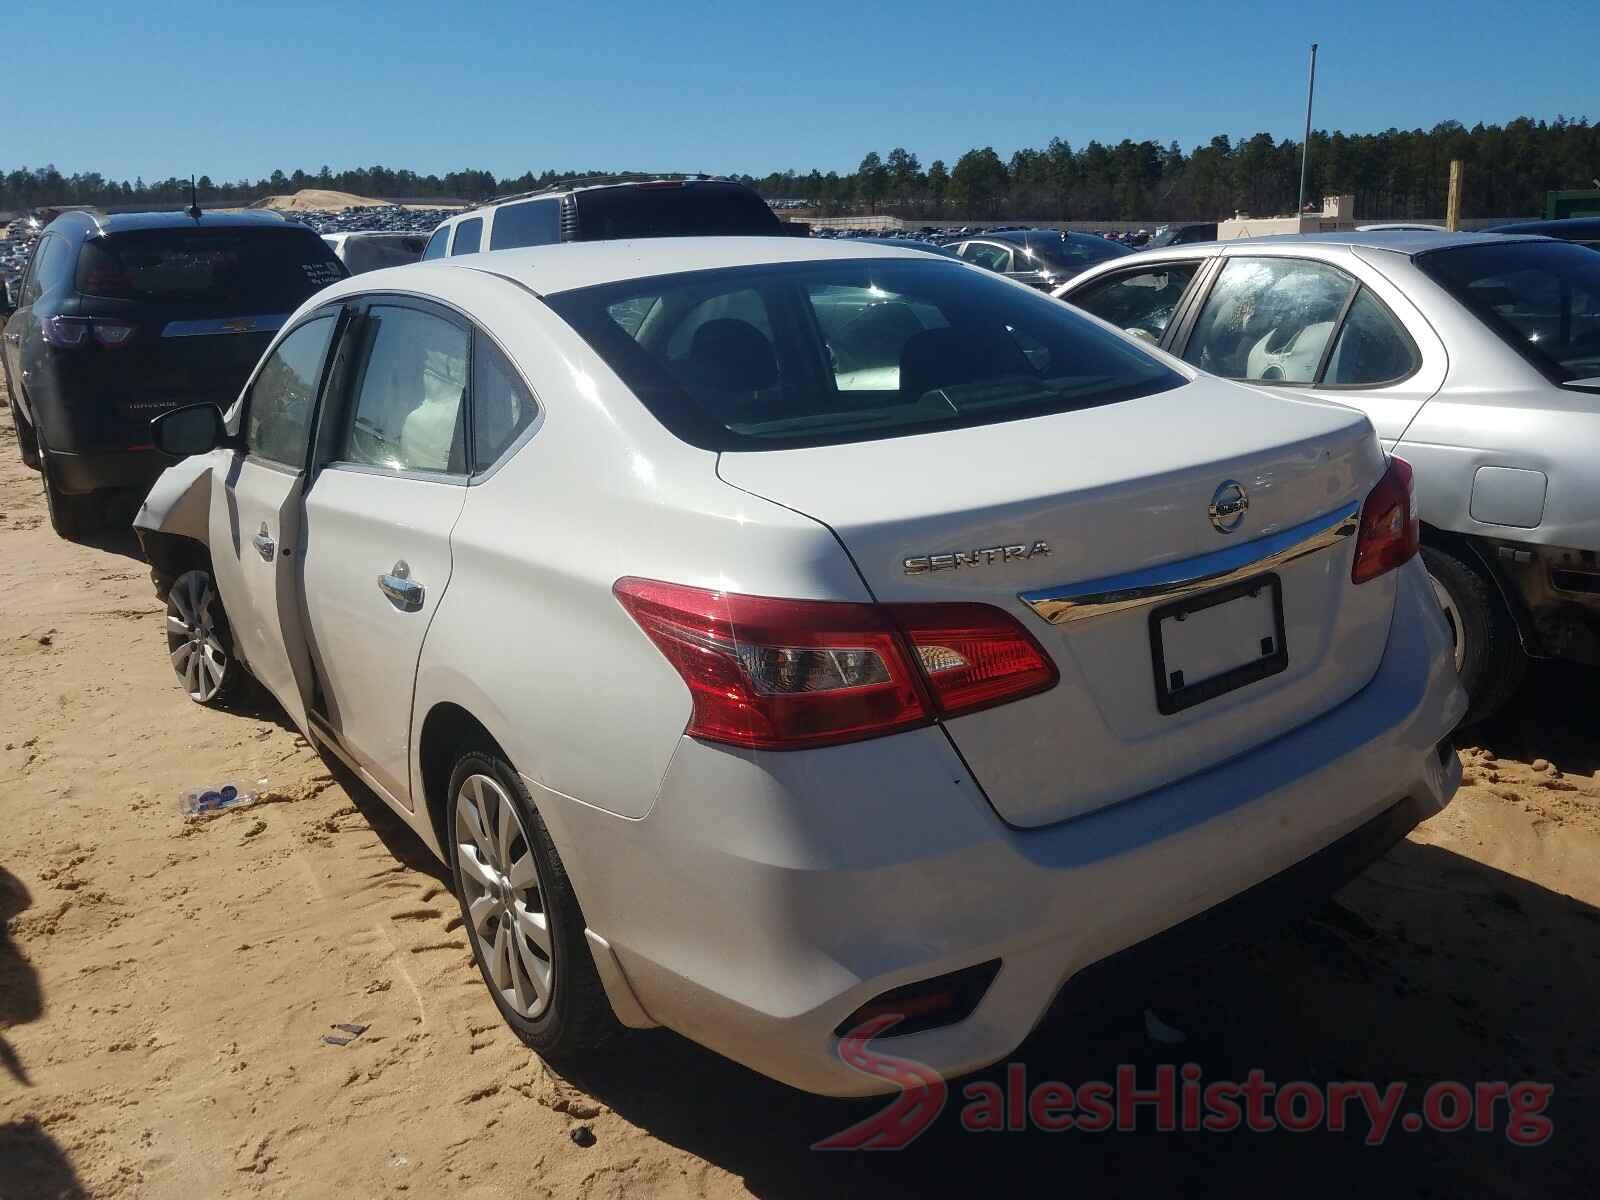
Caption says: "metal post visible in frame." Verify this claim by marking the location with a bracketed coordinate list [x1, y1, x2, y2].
[1297, 43, 1319, 219]
[1446, 160, 1464, 231]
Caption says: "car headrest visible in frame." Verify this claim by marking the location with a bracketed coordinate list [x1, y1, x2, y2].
[687, 319, 778, 391]
[899, 326, 1027, 401]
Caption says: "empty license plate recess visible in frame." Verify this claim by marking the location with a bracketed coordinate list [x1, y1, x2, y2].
[1149, 574, 1287, 715]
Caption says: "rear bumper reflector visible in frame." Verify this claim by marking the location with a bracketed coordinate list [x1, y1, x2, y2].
[834, 959, 1003, 1039]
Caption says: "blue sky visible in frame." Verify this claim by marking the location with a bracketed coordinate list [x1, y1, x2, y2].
[11, 0, 1597, 183]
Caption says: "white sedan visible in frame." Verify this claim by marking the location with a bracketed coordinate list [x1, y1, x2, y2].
[135, 237, 1465, 1096]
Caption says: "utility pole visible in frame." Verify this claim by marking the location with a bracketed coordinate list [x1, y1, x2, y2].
[1297, 43, 1319, 217]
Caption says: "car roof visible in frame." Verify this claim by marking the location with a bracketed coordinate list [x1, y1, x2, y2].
[1487, 217, 1600, 237]
[1216, 229, 1551, 255]
[978, 228, 1077, 246]
[1054, 228, 1569, 298]
[445, 178, 754, 222]
[321, 235, 945, 299]
[95, 210, 295, 234]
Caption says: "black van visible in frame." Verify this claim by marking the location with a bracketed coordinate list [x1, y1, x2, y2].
[420, 178, 786, 260]
[1, 209, 346, 536]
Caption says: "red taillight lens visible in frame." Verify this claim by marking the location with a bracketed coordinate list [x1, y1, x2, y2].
[613, 578, 929, 749]
[890, 603, 1059, 717]
[614, 579, 1057, 750]
[1351, 455, 1420, 584]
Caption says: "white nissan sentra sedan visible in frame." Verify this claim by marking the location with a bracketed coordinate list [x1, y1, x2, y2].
[134, 237, 1465, 1096]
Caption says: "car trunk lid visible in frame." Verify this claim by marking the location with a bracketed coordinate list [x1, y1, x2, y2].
[718, 377, 1397, 828]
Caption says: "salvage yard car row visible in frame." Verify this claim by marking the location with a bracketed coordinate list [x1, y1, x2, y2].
[2, 176, 1592, 1098]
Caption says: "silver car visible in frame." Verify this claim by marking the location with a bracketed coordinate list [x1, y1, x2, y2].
[1057, 231, 1600, 724]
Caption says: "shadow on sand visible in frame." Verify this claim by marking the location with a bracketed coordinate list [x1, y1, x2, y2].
[1, 867, 88, 1199]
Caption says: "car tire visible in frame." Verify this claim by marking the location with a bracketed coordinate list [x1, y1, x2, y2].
[447, 749, 615, 1064]
[165, 567, 242, 706]
[1423, 544, 1524, 727]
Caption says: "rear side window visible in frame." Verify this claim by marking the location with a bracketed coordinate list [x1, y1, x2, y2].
[545, 257, 1183, 451]
[1070, 263, 1201, 339]
[25, 234, 71, 303]
[422, 227, 449, 260]
[341, 305, 470, 474]
[1183, 258, 1352, 383]
[76, 229, 346, 310]
[489, 199, 560, 250]
[246, 315, 337, 468]
[571, 184, 781, 240]
[472, 338, 538, 468]
[450, 219, 483, 256]
[1322, 288, 1420, 386]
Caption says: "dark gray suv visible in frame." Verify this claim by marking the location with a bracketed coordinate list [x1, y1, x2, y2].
[1, 209, 345, 536]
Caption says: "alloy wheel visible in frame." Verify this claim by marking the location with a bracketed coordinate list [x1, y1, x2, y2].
[1429, 570, 1467, 674]
[167, 571, 228, 702]
[454, 773, 554, 1019]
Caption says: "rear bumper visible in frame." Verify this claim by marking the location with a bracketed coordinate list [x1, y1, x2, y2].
[1042, 789, 1434, 1026]
[1477, 536, 1600, 667]
[534, 559, 1466, 1096]
[46, 446, 168, 495]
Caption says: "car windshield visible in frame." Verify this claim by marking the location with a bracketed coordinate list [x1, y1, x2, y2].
[544, 257, 1184, 450]
[341, 235, 425, 274]
[1417, 240, 1600, 385]
[77, 228, 346, 309]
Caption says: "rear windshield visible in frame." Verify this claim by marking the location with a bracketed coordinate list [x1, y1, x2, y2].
[573, 184, 781, 241]
[1417, 240, 1600, 385]
[76, 228, 346, 309]
[1028, 234, 1130, 272]
[544, 257, 1184, 450]
[341, 234, 426, 274]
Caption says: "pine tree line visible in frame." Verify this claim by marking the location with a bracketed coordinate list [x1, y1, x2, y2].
[4, 116, 1595, 220]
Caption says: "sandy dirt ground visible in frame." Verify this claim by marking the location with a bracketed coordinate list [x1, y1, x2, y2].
[0, 369, 1595, 1198]
[251, 190, 461, 213]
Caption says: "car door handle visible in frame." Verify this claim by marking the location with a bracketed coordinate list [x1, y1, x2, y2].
[252, 523, 276, 562]
[378, 560, 425, 613]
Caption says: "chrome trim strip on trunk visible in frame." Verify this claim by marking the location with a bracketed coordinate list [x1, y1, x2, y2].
[1019, 501, 1360, 626]
[160, 314, 288, 338]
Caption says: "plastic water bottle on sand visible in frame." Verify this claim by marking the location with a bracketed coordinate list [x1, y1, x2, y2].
[179, 784, 256, 818]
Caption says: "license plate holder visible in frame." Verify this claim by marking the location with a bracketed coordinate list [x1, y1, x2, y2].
[1149, 574, 1288, 715]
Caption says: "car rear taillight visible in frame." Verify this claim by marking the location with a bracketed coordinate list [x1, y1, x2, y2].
[1351, 455, 1420, 584]
[91, 319, 137, 348]
[891, 603, 1058, 717]
[40, 315, 92, 348]
[40, 315, 136, 350]
[613, 578, 1057, 750]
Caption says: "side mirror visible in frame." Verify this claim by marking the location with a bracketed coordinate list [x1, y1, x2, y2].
[153, 403, 228, 458]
